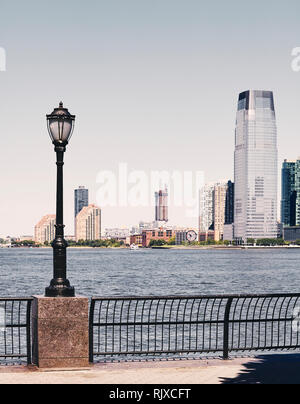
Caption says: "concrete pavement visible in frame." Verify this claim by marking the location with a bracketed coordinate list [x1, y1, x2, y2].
[0, 354, 299, 384]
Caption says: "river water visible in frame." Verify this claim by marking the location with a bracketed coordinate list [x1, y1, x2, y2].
[0, 248, 298, 297]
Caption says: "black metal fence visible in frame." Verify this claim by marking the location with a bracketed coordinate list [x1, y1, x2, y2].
[0, 298, 32, 365]
[89, 294, 300, 362]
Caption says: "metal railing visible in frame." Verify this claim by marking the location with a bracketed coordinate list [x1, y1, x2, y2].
[89, 294, 300, 362]
[0, 298, 32, 365]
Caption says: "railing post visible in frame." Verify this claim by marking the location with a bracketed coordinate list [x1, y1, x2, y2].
[223, 297, 233, 360]
[89, 299, 96, 363]
[26, 299, 32, 365]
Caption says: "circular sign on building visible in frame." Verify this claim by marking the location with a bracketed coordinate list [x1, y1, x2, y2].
[186, 230, 197, 242]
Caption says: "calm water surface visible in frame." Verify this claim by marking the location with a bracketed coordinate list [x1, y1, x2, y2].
[0, 248, 299, 297]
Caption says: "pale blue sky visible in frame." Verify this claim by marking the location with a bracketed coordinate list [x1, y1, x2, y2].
[1, 0, 300, 236]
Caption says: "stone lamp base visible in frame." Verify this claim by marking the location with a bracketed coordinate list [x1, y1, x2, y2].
[32, 296, 89, 369]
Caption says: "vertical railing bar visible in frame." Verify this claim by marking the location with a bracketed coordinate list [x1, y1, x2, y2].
[26, 300, 32, 365]
[168, 299, 175, 352]
[4, 301, 7, 357]
[111, 300, 118, 354]
[231, 299, 239, 351]
[278, 297, 288, 348]
[282, 297, 293, 348]
[291, 297, 300, 348]
[89, 299, 96, 363]
[195, 299, 203, 351]
[11, 301, 14, 357]
[244, 298, 254, 350]
[238, 298, 247, 350]
[223, 297, 233, 360]
[270, 297, 280, 349]
[161, 299, 168, 352]
[126, 300, 132, 353]
[18, 301, 21, 356]
[147, 300, 154, 353]
[97, 300, 103, 355]
[209, 299, 217, 351]
[202, 299, 210, 351]
[265, 298, 273, 349]
[133, 300, 139, 353]
[258, 297, 267, 349]
[105, 300, 111, 354]
[215, 299, 224, 351]
[181, 299, 189, 352]
[175, 299, 182, 351]
[251, 298, 260, 350]
[140, 300, 147, 353]
[119, 300, 125, 353]
[154, 300, 161, 352]
[188, 299, 196, 351]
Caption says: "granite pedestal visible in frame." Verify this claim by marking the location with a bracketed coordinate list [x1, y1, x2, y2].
[32, 296, 89, 369]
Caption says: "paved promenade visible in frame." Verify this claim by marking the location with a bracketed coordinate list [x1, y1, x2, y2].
[0, 354, 299, 384]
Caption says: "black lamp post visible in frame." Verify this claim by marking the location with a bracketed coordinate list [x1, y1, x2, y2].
[45, 102, 76, 298]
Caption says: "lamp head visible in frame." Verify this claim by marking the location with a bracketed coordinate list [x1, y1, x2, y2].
[47, 102, 75, 146]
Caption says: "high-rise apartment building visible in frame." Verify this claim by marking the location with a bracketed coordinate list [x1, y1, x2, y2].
[34, 214, 56, 244]
[225, 181, 235, 225]
[281, 160, 296, 227]
[234, 90, 278, 242]
[75, 186, 89, 218]
[199, 184, 215, 233]
[155, 187, 168, 223]
[75, 204, 101, 242]
[214, 182, 228, 241]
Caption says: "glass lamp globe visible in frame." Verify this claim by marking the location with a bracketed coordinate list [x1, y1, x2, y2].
[47, 102, 75, 145]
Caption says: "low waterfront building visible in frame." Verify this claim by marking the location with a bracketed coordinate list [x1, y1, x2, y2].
[283, 226, 300, 242]
[198, 231, 215, 243]
[175, 230, 198, 245]
[176, 231, 188, 245]
[65, 235, 76, 242]
[130, 234, 143, 247]
[18, 235, 34, 242]
[75, 204, 101, 242]
[34, 215, 56, 244]
[105, 228, 130, 239]
[142, 229, 175, 247]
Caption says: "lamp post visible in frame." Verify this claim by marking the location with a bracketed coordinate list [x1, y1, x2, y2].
[45, 102, 76, 297]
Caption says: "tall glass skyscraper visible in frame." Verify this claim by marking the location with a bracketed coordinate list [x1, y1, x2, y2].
[281, 160, 296, 227]
[234, 90, 278, 242]
[74, 186, 89, 218]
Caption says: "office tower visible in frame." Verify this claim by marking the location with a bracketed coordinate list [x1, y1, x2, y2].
[155, 187, 168, 222]
[214, 182, 228, 241]
[74, 186, 89, 218]
[75, 204, 101, 242]
[294, 160, 300, 225]
[34, 215, 56, 244]
[199, 184, 215, 233]
[234, 90, 278, 242]
[225, 181, 235, 225]
[281, 160, 296, 227]
[223, 180, 235, 241]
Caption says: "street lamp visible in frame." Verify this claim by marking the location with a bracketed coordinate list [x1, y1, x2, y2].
[45, 102, 76, 297]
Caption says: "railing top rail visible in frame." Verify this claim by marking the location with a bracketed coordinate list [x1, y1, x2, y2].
[91, 293, 300, 301]
[0, 297, 33, 302]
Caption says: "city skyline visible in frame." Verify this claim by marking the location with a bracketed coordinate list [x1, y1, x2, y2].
[0, 88, 298, 239]
[1, 1, 300, 236]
